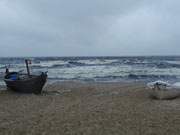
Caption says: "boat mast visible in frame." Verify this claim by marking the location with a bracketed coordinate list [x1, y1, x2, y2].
[25, 59, 31, 76]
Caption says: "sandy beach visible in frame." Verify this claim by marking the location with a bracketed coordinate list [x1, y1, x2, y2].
[0, 81, 180, 135]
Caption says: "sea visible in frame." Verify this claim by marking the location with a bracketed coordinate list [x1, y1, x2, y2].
[1, 56, 180, 85]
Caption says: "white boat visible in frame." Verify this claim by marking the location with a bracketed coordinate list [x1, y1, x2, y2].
[147, 81, 180, 100]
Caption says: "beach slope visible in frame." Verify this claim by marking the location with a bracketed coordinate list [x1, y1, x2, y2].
[0, 82, 180, 135]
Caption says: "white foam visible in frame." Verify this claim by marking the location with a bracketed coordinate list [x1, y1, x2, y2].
[172, 82, 180, 89]
[32, 60, 68, 67]
[167, 60, 180, 65]
[77, 59, 118, 65]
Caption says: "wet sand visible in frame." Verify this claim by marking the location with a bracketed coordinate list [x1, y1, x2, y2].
[0, 81, 180, 135]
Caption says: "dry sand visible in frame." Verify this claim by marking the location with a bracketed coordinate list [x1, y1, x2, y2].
[0, 81, 180, 135]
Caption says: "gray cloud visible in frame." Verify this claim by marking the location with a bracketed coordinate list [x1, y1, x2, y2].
[0, 0, 179, 56]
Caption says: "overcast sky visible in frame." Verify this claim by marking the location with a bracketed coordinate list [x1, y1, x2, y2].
[0, 0, 180, 56]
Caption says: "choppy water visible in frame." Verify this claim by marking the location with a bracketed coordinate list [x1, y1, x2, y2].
[1, 56, 180, 85]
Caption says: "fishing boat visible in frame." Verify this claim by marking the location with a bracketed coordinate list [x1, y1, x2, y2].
[147, 81, 180, 100]
[4, 60, 47, 94]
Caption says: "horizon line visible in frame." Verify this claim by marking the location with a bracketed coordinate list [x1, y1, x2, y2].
[0, 55, 180, 58]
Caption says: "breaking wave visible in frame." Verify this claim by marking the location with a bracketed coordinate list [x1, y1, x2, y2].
[0, 56, 180, 83]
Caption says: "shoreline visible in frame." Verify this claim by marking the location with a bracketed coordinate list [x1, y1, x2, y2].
[0, 79, 145, 87]
[0, 81, 180, 135]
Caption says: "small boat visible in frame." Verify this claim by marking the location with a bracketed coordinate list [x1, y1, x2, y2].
[4, 60, 47, 94]
[147, 81, 180, 100]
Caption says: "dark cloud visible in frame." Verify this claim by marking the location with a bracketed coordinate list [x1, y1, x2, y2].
[0, 0, 179, 56]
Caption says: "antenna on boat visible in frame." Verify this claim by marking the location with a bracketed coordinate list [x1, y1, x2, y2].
[25, 59, 31, 76]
